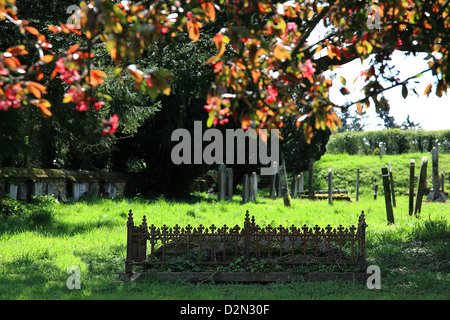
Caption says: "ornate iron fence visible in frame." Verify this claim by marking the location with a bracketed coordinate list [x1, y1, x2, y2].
[125, 210, 367, 273]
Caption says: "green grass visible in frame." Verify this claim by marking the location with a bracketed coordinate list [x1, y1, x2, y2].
[0, 190, 449, 300]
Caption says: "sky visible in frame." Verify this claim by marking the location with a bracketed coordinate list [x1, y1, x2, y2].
[328, 51, 450, 131]
[307, 20, 449, 132]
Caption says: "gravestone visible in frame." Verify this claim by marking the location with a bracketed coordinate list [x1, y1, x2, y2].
[17, 183, 27, 201]
[279, 165, 291, 207]
[9, 184, 18, 200]
[217, 164, 227, 201]
[226, 168, 233, 201]
[249, 172, 257, 202]
[298, 173, 304, 193]
[291, 175, 298, 198]
[426, 147, 447, 202]
[242, 174, 249, 204]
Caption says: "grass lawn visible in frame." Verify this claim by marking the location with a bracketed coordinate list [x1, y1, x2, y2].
[0, 191, 448, 300]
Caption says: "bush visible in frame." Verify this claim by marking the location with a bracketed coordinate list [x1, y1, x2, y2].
[326, 129, 450, 155]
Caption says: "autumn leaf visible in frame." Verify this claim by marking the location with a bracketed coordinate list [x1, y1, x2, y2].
[187, 20, 201, 42]
[7, 45, 28, 56]
[68, 43, 80, 55]
[25, 26, 40, 36]
[39, 55, 54, 64]
[424, 83, 432, 96]
[86, 69, 107, 87]
[340, 87, 350, 95]
[200, 1, 216, 21]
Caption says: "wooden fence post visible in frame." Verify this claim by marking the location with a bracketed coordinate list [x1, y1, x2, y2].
[388, 162, 396, 207]
[409, 159, 415, 216]
[381, 167, 395, 224]
[414, 156, 428, 216]
[328, 168, 333, 205]
[308, 158, 314, 199]
[374, 184, 378, 200]
[356, 167, 360, 202]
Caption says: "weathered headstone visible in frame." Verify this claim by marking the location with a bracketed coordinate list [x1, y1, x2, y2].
[242, 174, 249, 204]
[270, 173, 276, 199]
[291, 175, 298, 198]
[226, 168, 233, 201]
[249, 172, 257, 202]
[9, 184, 18, 200]
[18, 183, 27, 201]
[217, 164, 227, 201]
[381, 167, 395, 224]
[298, 173, 304, 193]
[279, 165, 291, 207]
[414, 156, 428, 215]
[426, 148, 447, 202]
[379, 142, 386, 159]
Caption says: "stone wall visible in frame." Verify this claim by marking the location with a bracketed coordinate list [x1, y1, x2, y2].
[0, 168, 127, 201]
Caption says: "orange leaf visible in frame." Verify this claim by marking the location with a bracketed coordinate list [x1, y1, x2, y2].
[7, 45, 28, 56]
[187, 20, 200, 42]
[39, 55, 54, 64]
[28, 81, 47, 94]
[201, 2, 216, 21]
[48, 26, 60, 34]
[25, 26, 40, 36]
[68, 43, 80, 55]
[424, 83, 432, 96]
[27, 84, 41, 99]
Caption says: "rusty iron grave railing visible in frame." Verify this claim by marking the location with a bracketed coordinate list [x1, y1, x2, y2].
[125, 210, 367, 274]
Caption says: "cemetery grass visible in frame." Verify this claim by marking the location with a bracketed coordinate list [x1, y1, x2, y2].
[0, 193, 449, 300]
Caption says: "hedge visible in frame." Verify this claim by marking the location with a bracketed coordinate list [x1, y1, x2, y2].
[326, 129, 450, 155]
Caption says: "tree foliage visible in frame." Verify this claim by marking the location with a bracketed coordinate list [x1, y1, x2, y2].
[1, 0, 449, 144]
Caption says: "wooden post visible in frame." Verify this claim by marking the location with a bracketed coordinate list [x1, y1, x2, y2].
[279, 165, 291, 207]
[356, 167, 360, 202]
[409, 159, 415, 216]
[388, 162, 396, 207]
[374, 184, 378, 200]
[414, 157, 428, 216]
[381, 167, 395, 224]
[308, 158, 314, 199]
[328, 168, 333, 205]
